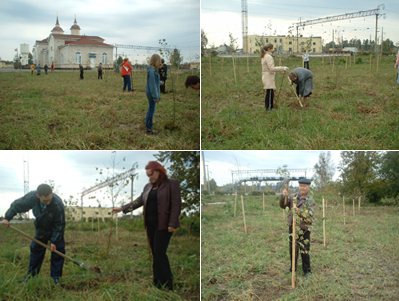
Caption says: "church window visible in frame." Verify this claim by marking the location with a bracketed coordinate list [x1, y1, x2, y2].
[75, 52, 82, 64]
[102, 53, 108, 64]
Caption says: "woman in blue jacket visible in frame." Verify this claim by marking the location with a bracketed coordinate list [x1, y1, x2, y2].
[145, 54, 164, 134]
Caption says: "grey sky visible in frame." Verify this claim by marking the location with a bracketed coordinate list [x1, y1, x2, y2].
[0, 0, 200, 63]
[201, 151, 342, 187]
[0, 150, 169, 217]
[201, 0, 399, 49]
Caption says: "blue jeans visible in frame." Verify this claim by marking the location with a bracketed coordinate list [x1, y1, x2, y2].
[145, 96, 156, 131]
[123, 75, 131, 91]
[28, 232, 65, 282]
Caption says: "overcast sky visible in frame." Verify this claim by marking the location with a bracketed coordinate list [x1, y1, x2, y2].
[0, 0, 200, 63]
[201, 151, 343, 187]
[202, 0, 399, 49]
[0, 151, 174, 217]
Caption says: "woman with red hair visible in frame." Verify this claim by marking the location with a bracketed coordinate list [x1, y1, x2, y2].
[112, 161, 181, 291]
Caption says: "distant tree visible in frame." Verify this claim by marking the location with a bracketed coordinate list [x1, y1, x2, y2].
[313, 152, 335, 190]
[155, 151, 200, 214]
[117, 56, 123, 65]
[382, 39, 395, 53]
[170, 48, 183, 69]
[338, 151, 381, 201]
[208, 178, 217, 192]
[201, 29, 208, 57]
[228, 32, 238, 53]
[28, 53, 33, 64]
[379, 151, 399, 204]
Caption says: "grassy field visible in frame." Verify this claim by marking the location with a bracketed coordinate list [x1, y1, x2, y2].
[201, 194, 399, 300]
[0, 217, 200, 301]
[201, 54, 399, 149]
[0, 69, 200, 150]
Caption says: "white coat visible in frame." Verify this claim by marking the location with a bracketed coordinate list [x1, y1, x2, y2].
[261, 53, 286, 90]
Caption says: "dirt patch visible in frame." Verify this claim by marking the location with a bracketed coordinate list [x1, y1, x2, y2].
[357, 106, 381, 114]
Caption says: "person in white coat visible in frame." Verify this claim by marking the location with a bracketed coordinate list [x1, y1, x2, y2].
[303, 50, 309, 69]
[261, 44, 289, 111]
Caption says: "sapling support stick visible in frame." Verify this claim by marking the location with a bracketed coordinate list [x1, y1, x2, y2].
[353, 199, 355, 217]
[323, 198, 326, 248]
[232, 53, 237, 84]
[241, 195, 247, 235]
[247, 52, 249, 73]
[292, 200, 296, 289]
[284, 183, 288, 220]
[116, 213, 119, 241]
[359, 196, 361, 215]
[234, 192, 237, 217]
[209, 51, 212, 78]
[369, 54, 372, 79]
[343, 196, 346, 225]
[263, 192, 265, 212]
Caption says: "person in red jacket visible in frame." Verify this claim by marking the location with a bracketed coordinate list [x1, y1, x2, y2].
[112, 161, 182, 291]
[121, 58, 134, 92]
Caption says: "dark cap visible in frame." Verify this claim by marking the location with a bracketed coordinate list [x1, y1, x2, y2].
[298, 178, 312, 185]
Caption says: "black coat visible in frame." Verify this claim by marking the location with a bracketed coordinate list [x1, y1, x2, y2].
[159, 64, 167, 81]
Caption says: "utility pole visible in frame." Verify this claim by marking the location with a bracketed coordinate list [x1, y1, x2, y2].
[241, 0, 248, 53]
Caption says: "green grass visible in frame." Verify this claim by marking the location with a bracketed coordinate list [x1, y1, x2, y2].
[201, 194, 399, 300]
[0, 217, 199, 300]
[201, 54, 399, 149]
[0, 70, 200, 149]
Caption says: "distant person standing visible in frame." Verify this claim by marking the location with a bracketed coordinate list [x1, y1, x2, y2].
[159, 59, 168, 94]
[51, 62, 54, 72]
[395, 52, 399, 84]
[79, 64, 84, 80]
[30, 63, 35, 75]
[44, 64, 48, 75]
[98, 63, 103, 80]
[36, 64, 41, 76]
[145, 54, 164, 134]
[261, 44, 289, 111]
[303, 50, 310, 69]
[121, 58, 133, 92]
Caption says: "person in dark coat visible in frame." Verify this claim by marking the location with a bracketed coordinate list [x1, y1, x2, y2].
[112, 161, 182, 291]
[159, 59, 167, 94]
[280, 178, 315, 278]
[36, 64, 41, 76]
[288, 68, 314, 107]
[2, 184, 66, 284]
[44, 64, 48, 75]
[79, 64, 84, 80]
[98, 63, 103, 79]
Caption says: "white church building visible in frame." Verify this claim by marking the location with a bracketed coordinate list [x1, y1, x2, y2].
[33, 15, 114, 69]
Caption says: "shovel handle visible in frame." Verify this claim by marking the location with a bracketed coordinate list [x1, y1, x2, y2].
[9, 225, 75, 263]
[287, 76, 303, 107]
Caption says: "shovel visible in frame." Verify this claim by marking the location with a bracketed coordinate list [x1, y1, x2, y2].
[287, 76, 303, 108]
[9, 225, 101, 273]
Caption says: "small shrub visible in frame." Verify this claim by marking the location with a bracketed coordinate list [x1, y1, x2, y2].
[202, 190, 210, 195]
[355, 57, 363, 64]
[250, 190, 263, 196]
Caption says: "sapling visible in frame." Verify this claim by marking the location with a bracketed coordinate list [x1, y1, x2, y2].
[241, 195, 247, 235]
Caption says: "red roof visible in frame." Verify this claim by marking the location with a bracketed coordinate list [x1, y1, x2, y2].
[64, 36, 113, 47]
[70, 25, 81, 30]
[52, 34, 104, 42]
[36, 38, 48, 44]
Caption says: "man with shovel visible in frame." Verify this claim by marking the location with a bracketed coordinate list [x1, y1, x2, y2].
[2, 184, 66, 284]
[280, 178, 315, 278]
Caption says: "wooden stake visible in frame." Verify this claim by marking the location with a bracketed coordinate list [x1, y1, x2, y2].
[345, 55, 348, 70]
[292, 200, 296, 288]
[279, 53, 281, 66]
[322, 53, 324, 66]
[97, 215, 100, 240]
[232, 53, 237, 84]
[358, 196, 361, 215]
[353, 199, 355, 217]
[369, 54, 372, 79]
[332, 54, 335, 72]
[323, 198, 326, 248]
[221, 56, 224, 70]
[241, 195, 247, 235]
[247, 53, 249, 73]
[234, 192, 237, 217]
[92, 217, 93, 231]
[350, 54, 352, 67]
[209, 51, 212, 78]
[376, 53, 379, 72]
[115, 213, 118, 241]
[263, 193, 265, 212]
[343, 196, 346, 225]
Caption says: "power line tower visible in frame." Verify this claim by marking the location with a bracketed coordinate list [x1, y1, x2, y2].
[241, 0, 248, 53]
[23, 152, 29, 219]
[294, 5, 385, 53]
[81, 163, 139, 208]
